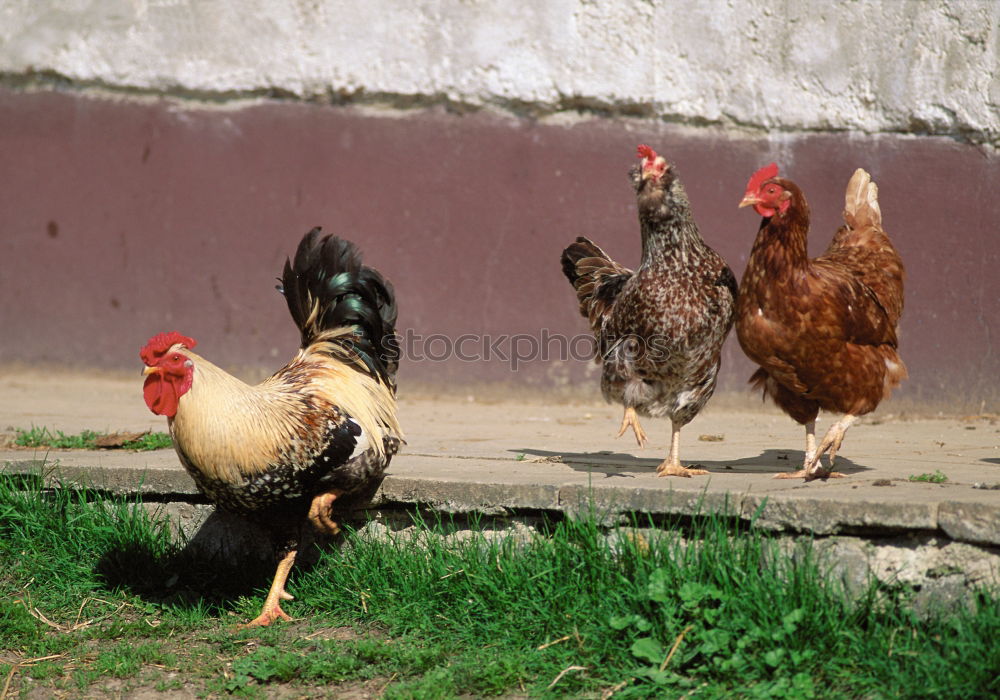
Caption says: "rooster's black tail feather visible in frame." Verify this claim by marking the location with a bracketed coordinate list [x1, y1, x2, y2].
[279, 227, 398, 390]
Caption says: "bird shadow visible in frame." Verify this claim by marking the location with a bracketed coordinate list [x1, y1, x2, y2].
[95, 513, 290, 613]
[980, 458, 1000, 465]
[510, 447, 870, 479]
[95, 477, 386, 613]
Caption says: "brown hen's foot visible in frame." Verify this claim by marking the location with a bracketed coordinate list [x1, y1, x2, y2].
[773, 469, 846, 481]
[307, 490, 342, 535]
[616, 406, 648, 448]
[802, 414, 857, 480]
[656, 460, 708, 478]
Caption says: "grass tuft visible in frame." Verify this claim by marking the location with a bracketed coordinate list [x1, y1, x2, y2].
[908, 470, 948, 483]
[12, 426, 172, 451]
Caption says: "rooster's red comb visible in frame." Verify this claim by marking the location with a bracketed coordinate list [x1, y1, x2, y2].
[637, 144, 658, 162]
[141, 331, 196, 366]
[745, 162, 779, 194]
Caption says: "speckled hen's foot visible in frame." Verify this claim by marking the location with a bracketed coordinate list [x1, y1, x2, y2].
[655, 461, 708, 478]
[616, 407, 648, 448]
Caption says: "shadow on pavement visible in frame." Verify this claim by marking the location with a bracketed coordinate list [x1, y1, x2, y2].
[509, 447, 869, 478]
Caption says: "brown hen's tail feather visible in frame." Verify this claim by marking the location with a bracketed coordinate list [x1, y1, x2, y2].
[560, 236, 633, 332]
[842, 168, 881, 230]
[279, 227, 398, 391]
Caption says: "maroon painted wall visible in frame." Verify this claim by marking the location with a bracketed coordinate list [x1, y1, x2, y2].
[1, 89, 997, 410]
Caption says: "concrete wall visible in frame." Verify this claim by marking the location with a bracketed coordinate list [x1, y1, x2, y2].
[2, 0, 997, 145]
[0, 1, 998, 410]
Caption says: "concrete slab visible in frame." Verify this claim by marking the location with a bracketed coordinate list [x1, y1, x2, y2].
[3, 370, 999, 545]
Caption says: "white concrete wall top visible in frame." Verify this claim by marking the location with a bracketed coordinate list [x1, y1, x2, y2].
[1, 0, 998, 145]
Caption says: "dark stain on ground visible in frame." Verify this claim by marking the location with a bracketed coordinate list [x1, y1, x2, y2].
[46, 220, 59, 238]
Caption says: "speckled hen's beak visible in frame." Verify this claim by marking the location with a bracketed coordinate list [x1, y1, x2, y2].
[142, 366, 160, 376]
[738, 193, 759, 208]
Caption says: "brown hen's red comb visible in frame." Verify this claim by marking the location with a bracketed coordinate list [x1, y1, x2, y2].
[141, 331, 196, 366]
[637, 144, 658, 162]
[746, 162, 779, 193]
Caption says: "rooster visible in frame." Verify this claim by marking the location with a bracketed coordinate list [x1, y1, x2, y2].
[736, 164, 906, 480]
[561, 145, 737, 477]
[141, 227, 402, 626]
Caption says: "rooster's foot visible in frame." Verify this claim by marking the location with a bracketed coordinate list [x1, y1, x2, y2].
[239, 549, 297, 628]
[655, 460, 708, 478]
[617, 407, 648, 448]
[240, 603, 293, 629]
[308, 490, 342, 536]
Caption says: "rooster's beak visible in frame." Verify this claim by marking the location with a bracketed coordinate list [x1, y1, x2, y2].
[142, 366, 160, 377]
[738, 194, 759, 208]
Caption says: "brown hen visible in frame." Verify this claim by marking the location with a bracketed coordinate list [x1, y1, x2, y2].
[736, 165, 906, 480]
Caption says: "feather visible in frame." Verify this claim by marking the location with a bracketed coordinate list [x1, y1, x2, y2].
[280, 227, 399, 390]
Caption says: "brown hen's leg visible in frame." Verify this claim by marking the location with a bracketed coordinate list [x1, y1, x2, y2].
[308, 490, 342, 535]
[774, 420, 830, 480]
[803, 414, 856, 481]
[656, 421, 708, 478]
[617, 406, 648, 448]
[240, 549, 297, 628]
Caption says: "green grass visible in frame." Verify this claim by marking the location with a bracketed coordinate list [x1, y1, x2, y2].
[1, 472, 999, 698]
[908, 470, 949, 483]
[12, 426, 172, 451]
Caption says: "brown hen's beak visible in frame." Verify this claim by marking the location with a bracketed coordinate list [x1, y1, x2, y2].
[142, 366, 160, 376]
[738, 193, 759, 208]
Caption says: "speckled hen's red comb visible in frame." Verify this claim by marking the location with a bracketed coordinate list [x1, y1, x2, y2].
[746, 163, 779, 194]
[637, 144, 658, 162]
[140, 331, 196, 366]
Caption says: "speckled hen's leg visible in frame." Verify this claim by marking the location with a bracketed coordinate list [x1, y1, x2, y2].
[308, 490, 342, 535]
[655, 421, 708, 478]
[617, 406, 648, 448]
[240, 549, 297, 628]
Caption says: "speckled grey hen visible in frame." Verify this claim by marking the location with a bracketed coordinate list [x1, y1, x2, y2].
[140, 227, 402, 626]
[561, 145, 737, 477]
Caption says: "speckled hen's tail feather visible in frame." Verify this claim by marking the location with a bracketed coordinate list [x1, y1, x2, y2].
[280, 227, 398, 390]
[560, 236, 633, 332]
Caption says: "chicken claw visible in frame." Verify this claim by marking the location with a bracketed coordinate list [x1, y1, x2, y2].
[239, 549, 297, 628]
[307, 490, 342, 535]
[773, 468, 845, 481]
[656, 460, 709, 478]
[801, 414, 857, 480]
[616, 406, 648, 448]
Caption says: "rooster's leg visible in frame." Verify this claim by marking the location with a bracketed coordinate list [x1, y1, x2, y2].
[803, 414, 856, 480]
[617, 406, 648, 448]
[308, 490, 343, 536]
[655, 421, 708, 478]
[240, 549, 297, 628]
